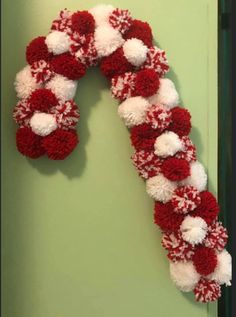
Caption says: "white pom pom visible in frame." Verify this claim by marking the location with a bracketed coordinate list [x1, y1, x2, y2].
[180, 216, 208, 245]
[146, 174, 177, 203]
[14, 66, 41, 99]
[209, 250, 232, 286]
[30, 113, 57, 136]
[180, 161, 207, 192]
[45, 31, 71, 55]
[148, 78, 179, 109]
[94, 25, 124, 57]
[45, 75, 77, 101]
[123, 39, 148, 67]
[118, 96, 149, 128]
[154, 131, 183, 158]
[170, 261, 200, 292]
[89, 4, 114, 27]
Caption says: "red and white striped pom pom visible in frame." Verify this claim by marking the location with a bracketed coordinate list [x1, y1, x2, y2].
[74, 34, 98, 67]
[109, 9, 132, 34]
[194, 278, 221, 303]
[171, 185, 201, 214]
[145, 104, 171, 130]
[13, 100, 32, 127]
[175, 136, 197, 162]
[51, 9, 73, 35]
[131, 150, 163, 179]
[111, 72, 136, 101]
[51, 100, 80, 130]
[30, 60, 53, 84]
[141, 46, 169, 77]
[162, 231, 195, 262]
[204, 221, 228, 252]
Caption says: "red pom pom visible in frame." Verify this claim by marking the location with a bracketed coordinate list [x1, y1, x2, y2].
[134, 69, 159, 97]
[16, 127, 45, 158]
[162, 231, 195, 262]
[71, 11, 95, 34]
[131, 150, 163, 179]
[130, 123, 161, 151]
[124, 19, 153, 47]
[26, 36, 52, 65]
[169, 107, 191, 137]
[154, 202, 185, 232]
[171, 185, 201, 214]
[194, 278, 221, 303]
[204, 221, 228, 251]
[42, 129, 79, 160]
[100, 48, 133, 79]
[161, 158, 190, 181]
[192, 191, 219, 224]
[28, 88, 58, 112]
[111, 72, 136, 101]
[50, 53, 86, 80]
[145, 104, 171, 130]
[193, 246, 217, 276]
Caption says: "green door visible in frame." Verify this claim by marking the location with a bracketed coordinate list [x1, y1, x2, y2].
[1, 0, 218, 316]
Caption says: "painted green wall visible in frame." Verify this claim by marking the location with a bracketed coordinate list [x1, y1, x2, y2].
[1, 0, 218, 316]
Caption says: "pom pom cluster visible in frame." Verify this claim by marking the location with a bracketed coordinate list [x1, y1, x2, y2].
[13, 4, 231, 302]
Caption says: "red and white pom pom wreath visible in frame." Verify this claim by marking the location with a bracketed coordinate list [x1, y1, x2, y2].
[13, 4, 231, 302]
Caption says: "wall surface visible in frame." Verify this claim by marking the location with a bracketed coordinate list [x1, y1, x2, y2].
[1, 0, 218, 316]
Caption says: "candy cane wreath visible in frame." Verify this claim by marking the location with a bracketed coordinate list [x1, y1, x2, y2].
[13, 4, 232, 303]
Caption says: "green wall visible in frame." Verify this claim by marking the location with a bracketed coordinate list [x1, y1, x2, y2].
[1, 0, 218, 316]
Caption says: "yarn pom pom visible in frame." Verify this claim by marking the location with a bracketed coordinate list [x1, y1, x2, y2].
[118, 96, 149, 128]
[45, 74, 77, 102]
[13, 100, 32, 127]
[148, 78, 179, 109]
[50, 53, 86, 80]
[26, 36, 52, 65]
[123, 38, 148, 67]
[209, 250, 232, 286]
[193, 246, 217, 276]
[147, 175, 177, 203]
[45, 31, 71, 55]
[51, 100, 80, 130]
[30, 112, 57, 136]
[109, 8, 132, 34]
[124, 19, 153, 47]
[145, 104, 171, 130]
[171, 185, 201, 214]
[89, 4, 114, 27]
[169, 107, 191, 137]
[161, 157, 190, 181]
[170, 261, 200, 292]
[42, 129, 79, 160]
[180, 216, 208, 245]
[154, 131, 183, 158]
[14, 66, 41, 100]
[16, 127, 45, 158]
[194, 278, 221, 303]
[192, 191, 219, 224]
[131, 150, 163, 179]
[154, 201, 184, 231]
[111, 72, 135, 101]
[130, 123, 161, 151]
[30, 60, 53, 84]
[134, 69, 159, 97]
[94, 25, 124, 57]
[100, 48, 133, 79]
[175, 136, 196, 162]
[162, 231, 195, 262]
[180, 161, 207, 192]
[142, 46, 169, 77]
[28, 88, 58, 112]
[71, 11, 95, 34]
[204, 221, 228, 252]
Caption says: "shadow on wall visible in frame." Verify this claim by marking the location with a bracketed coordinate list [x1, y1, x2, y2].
[28, 67, 109, 179]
